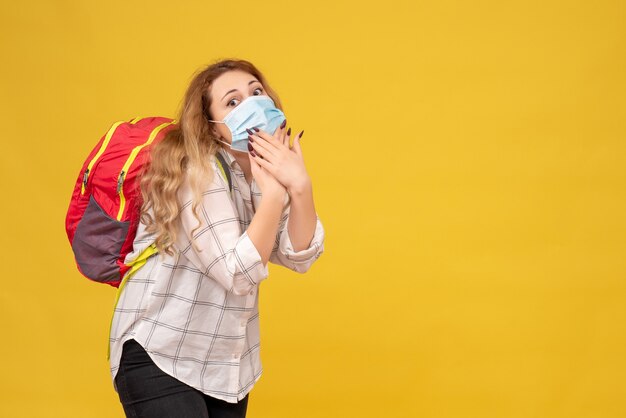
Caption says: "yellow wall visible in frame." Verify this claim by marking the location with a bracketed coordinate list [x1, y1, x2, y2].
[1, 0, 624, 417]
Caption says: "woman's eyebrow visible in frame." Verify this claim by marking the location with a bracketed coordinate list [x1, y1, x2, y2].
[221, 80, 261, 101]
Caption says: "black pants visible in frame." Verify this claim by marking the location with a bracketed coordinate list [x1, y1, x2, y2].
[115, 339, 249, 418]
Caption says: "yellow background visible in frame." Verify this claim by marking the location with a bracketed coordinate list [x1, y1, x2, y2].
[1, 0, 625, 417]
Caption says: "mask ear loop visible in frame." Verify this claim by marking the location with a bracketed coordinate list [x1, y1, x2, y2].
[208, 121, 231, 147]
[202, 94, 224, 124]
[215, 137, 232, 148]
[202, 95, 229, 142]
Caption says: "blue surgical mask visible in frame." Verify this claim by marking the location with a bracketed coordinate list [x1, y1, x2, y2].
[208, 95, 286, 153]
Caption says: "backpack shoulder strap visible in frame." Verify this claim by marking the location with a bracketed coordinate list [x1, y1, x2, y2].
[215, 150, 233, 192]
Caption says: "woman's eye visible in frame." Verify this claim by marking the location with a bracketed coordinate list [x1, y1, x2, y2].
[227, 88, 263, 107]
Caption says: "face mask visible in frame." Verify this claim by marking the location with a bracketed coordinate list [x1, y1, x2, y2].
[207, 95, 286, 153]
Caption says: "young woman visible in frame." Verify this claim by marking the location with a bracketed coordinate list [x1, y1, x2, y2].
[108, 58, 325, 418]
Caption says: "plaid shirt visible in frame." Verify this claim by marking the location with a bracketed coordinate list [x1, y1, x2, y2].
[108, 148, 325, 403]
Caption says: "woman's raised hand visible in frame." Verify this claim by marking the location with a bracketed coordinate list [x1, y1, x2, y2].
[247, 125, 287, 201]
[245, 120, 310, 194]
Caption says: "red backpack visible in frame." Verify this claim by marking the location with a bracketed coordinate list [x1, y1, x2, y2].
[65, 117, 178, 288]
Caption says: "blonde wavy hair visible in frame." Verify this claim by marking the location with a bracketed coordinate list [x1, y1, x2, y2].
[138, 58, 284, 256]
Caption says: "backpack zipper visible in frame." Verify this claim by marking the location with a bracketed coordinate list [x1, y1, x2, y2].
[81, 121, 125, 195]
[116, 120, 177, 221]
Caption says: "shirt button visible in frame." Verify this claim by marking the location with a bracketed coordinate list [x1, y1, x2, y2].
[249, 289, 254, 295]
[232, 353, 240, 359]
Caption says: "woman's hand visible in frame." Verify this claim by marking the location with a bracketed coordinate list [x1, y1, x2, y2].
[248, 142, 287, 202]
[246, 121, 311, 194]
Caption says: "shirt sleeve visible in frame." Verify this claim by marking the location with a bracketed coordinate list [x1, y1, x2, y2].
[174, 168, 269, 296]
[268, 199, 326, 274]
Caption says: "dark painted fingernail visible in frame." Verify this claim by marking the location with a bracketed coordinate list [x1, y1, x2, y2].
[246, 128, 254, 135]
[253, 127, 259, 132]
[250, 149, 257, 157]
[298, 130, 304, 139]
[248, 135, 254, 143]
[287, 127, 291, 136]
[280, 119, 287, 129]
[247, 142, 254, 152]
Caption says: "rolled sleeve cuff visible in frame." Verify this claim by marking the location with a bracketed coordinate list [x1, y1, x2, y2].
[279, 216, 325, 264]
[235, 230, 269, 285]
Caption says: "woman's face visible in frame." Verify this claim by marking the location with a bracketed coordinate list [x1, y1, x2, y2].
[208, 70, 268, 145]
